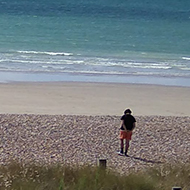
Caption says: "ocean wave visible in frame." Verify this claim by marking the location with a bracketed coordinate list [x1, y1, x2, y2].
[180, 68, 190, 71]
[78, 58, 172, 70]
[182, 57, 190, 61]
[122, 62, 171, 69]
[0, 57, 185, 71]
[0, 65, 190, 78]
[17, 51, 73, 56]
[1, 51, 190, 78]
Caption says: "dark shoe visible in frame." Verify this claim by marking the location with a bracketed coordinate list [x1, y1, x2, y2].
[125, 152, 129, 157]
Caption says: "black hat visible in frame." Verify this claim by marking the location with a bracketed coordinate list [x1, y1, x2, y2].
[124, 109, 132, 114]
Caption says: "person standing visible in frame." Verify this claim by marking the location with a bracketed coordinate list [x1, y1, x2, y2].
[118, 109, 136, 156]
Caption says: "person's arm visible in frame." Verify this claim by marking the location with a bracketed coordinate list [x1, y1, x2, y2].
[132, 122, 136, 131]
[121, 120, 127, 131]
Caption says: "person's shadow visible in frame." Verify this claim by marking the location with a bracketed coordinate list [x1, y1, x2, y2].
[129, 155, 163, 164]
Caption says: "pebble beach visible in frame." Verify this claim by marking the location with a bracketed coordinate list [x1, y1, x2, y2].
[0, 114, 190, 174]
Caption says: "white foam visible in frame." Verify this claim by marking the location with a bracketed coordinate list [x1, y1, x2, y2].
[17, 51, 73, 56]
[182, 57, 190, 60]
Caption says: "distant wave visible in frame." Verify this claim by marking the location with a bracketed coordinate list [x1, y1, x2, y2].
[182, 57, 190, 61]
[17, 51, 73, 56]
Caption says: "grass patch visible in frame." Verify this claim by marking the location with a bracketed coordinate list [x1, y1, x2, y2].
[147, 162, 190, 190]
[0, 161, 189, 190]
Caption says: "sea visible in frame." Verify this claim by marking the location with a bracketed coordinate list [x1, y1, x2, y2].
[0, 0, 190, 86]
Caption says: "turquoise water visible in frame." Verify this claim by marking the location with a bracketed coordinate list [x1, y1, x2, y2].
[0, 0, 190, 85]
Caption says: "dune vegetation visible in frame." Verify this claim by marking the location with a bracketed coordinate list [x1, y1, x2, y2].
[0, 161, 189, 190]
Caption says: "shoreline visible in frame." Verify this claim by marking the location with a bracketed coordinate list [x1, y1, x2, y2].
[0, 81, 190, 116]
[1, 71, 190, 87]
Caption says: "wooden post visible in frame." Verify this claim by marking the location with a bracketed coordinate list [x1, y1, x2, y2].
[172, 187, 182, 190]
[99, 159, 107, 169]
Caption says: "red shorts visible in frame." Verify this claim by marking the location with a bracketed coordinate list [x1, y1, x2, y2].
[119, 130, 132, 140]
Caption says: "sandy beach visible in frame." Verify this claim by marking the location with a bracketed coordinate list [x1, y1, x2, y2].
[0, 82, 190, 174]
[0, 82, 190, 116]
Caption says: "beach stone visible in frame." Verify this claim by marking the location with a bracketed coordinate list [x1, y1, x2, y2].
[0, 114, 189, 174]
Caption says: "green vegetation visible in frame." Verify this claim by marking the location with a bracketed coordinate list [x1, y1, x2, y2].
[0, 161, 189, 190]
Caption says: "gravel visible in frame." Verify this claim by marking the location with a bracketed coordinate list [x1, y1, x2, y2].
[0, 114, 189, 174]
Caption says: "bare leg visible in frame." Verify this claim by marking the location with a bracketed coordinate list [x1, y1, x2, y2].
[125, 139, 130, 155]
[120, 139, 124, 153]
